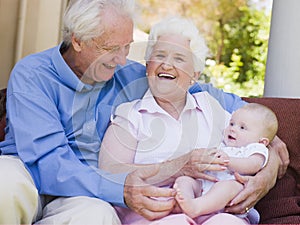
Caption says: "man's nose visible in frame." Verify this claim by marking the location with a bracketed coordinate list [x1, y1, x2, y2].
[114, 46, 129, 66]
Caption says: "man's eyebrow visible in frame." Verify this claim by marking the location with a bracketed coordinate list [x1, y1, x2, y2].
[105, 39, 134, 47]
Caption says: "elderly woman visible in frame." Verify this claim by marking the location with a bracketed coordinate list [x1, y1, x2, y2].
[99, 16, 281, 224]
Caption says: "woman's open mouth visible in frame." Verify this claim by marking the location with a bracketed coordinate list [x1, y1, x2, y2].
[157, 73, 176, 80]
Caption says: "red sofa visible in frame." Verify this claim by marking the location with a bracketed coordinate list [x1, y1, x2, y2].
[0, 89, 299, 224]
[0, 88, 6, 141]
[242, 97, 300, 224]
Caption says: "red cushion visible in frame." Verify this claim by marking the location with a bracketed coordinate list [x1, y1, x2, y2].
[0, 88, 6, 141]
[243, 97, 300, 224]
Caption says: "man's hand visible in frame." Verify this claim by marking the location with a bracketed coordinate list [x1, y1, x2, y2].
[124, 166, 176, 221]
[270, 136, 289, 178]
[225, 172, 271, 214]
[225, 147, 281, 214]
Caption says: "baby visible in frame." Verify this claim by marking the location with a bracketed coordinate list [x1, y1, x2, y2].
[174, 103, 278, 219]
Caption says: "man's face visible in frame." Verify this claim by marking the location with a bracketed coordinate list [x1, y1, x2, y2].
[76, 15, 133, 85]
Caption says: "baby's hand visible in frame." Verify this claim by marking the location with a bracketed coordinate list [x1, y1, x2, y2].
[215, 150, 229, 165]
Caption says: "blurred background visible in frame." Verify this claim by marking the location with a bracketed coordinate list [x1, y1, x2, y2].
[135, 0, 273, 97]
[1, 0, 294, 98]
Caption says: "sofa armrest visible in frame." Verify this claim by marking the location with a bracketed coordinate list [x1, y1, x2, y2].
[0, 88, 6, 141]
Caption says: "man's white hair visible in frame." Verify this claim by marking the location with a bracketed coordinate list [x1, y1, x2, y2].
[62, 0, 135, 45]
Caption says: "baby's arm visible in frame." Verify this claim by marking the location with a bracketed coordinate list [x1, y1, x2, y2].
[228, 153, 265, 175]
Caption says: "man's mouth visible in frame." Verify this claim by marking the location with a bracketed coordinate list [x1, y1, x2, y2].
[157, 73, 176, 80]
[104, 64, 116, 69]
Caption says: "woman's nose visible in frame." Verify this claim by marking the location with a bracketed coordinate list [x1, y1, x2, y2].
[161, 58, 173, 70]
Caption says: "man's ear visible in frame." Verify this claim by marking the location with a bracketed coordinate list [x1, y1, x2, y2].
[71, 35, 82, 52]
[145, 63, 149, 76]
[259, 137, 270, 146]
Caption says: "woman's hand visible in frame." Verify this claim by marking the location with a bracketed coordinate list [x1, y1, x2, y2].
[181, 148, 228, 182]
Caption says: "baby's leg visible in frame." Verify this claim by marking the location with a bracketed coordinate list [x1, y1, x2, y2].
[176, 179, 243, 218]
[174, 176, 202, 199]
[173, 176, 202, 215]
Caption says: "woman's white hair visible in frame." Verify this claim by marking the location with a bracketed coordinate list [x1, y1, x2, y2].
[145, 16, 209, 72]
[62, 0, 135, 45]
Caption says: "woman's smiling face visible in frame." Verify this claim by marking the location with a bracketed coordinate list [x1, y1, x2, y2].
[146, 34, 197, 100]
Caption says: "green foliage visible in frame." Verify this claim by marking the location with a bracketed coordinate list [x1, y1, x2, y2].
[205, 6, 271, 97]
[203, 61, 265, 97]
[136, 0, 272, 97]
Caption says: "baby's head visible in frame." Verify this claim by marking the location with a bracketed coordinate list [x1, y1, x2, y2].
[223, 103, 278, 147]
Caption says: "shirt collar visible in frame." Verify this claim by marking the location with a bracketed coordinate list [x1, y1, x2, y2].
[52, 43, 105, 92]
[138, 89, 202, 114]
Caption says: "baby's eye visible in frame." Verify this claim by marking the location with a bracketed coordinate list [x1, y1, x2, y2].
[240, 126, 245, 130]
[230, 122, 234, 126]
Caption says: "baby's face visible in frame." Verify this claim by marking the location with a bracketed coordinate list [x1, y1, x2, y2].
[223, 109, 264, 147]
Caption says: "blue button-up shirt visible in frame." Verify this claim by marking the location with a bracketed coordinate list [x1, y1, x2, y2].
[0, 43, 246, 207]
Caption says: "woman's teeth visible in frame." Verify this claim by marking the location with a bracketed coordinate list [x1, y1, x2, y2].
[158, 73, 175, 79]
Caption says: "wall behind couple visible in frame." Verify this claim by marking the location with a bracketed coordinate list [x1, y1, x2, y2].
[2, 0, 298, 98]
[0, 0, 148, 89]
[0, 0, 67, 89]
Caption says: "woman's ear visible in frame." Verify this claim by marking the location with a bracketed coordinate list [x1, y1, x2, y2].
[193, 71, 201, 81]
[259, 137, 270, 146]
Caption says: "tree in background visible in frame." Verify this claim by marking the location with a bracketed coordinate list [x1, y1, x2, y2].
[136, 0, 271, 97]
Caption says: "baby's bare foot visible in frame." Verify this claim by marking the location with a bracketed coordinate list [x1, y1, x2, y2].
[174, 183, 200, 218]
[173, 183, 184, 201]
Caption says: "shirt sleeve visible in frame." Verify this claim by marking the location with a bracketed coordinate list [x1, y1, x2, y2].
[189, 82, 247, 113]
[244, 143, 269, 168]
[6, 90, 128, 207]
[112, 100, 140, 138]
